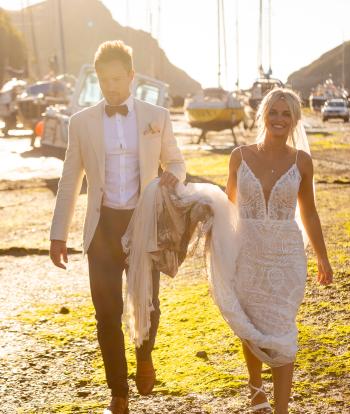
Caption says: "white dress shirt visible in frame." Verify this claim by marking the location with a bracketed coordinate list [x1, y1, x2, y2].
[102, 95, 140, 209]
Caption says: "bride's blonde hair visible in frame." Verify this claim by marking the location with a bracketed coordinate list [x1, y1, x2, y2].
[256, 87, 302, 146]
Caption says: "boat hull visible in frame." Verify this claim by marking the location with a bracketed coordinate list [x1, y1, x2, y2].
[185, 107, 244, 130]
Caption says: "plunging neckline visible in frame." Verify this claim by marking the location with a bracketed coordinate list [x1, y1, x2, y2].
[240, 160, 299, 215]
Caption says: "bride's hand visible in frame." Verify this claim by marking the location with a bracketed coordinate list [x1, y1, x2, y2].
[317, 257, 333, 285]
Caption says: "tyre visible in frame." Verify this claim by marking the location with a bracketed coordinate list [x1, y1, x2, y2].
[2, 112, 17, 136]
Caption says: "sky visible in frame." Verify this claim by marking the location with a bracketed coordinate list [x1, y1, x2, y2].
[1, 0, 350, 90]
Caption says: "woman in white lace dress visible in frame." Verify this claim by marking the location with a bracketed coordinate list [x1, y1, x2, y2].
[225, 88, 333, 413]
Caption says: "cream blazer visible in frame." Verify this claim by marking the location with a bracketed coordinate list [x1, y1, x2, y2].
[50, 98, 186, 253]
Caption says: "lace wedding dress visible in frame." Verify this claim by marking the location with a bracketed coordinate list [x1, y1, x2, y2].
[123, 148, 307, 366]
[211, 149, 307, 367]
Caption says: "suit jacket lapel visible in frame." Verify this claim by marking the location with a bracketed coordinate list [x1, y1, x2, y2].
[135, 99, 147, 184]
[87, 100, 105, 184]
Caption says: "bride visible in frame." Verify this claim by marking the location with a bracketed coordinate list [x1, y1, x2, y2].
[123, 87, 333, 414]
[223, 88, 333, 413]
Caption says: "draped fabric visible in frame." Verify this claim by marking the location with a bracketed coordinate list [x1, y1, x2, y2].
[122, 172, 307, 366]
[121, 179, 215, 347]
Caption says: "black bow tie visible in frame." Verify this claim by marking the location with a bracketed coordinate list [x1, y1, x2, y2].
[105, 104, 128, 117]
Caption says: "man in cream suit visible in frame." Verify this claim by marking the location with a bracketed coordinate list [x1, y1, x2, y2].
[49, 40, 186, 414]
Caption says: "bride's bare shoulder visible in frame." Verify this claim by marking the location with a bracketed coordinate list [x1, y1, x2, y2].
[229, 146, 245, 171]
[297, 150, 313, 176]
[229, 145, 256, 173]
[231, 144, 257, 157]
[297, 149, 312, 164]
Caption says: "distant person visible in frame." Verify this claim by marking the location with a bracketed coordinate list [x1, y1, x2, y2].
[49, 40, 186, 414]
[223, 87, 333, 413]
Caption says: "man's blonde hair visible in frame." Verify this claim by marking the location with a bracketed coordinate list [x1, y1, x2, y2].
[94, 40, 133, 72]
[256, 87, 302, 144]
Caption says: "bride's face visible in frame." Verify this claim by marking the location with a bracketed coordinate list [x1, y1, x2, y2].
[265, 98, 292, 139]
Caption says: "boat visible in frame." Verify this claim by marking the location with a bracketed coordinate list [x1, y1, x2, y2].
[309, 75, 348, 111]
[184, 88, 245, 144]
[183, 0, 245, 145]
[249, 77, 283, 110]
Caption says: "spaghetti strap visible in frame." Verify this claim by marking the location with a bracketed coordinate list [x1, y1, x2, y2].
[295, 149, 299, 164]
[239, 146, 244, 160]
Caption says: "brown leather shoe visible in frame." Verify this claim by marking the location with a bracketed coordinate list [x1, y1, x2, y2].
[135, 359, 156, 395]
[103, 395, 129, 414]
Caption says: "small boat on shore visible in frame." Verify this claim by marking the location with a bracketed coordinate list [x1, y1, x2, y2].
[184, 88, 245, 144]
[309, 75, 348, 111]
[248, 77, 283, 110]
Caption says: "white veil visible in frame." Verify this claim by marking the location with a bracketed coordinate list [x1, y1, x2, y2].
[291, 120, 313, 247]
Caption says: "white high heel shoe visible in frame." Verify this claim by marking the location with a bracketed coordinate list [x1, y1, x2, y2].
[248, 382, 272, 413]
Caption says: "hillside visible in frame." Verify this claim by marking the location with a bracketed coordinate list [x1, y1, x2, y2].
[288, 41, 350, 98]
[7, 0, 201, 97]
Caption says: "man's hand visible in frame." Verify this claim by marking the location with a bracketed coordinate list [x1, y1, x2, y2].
[50, 240, 68, 269]
[159, 171, 179, 189]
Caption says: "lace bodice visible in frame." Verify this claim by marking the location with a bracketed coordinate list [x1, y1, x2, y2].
[237, 159, 301, 221]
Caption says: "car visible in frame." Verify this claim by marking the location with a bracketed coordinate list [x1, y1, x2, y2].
[321, 99, 349, 122]
[39, 64, 171, 159]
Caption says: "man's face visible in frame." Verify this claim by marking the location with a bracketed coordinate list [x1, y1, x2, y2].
[96, 59, 134, 105]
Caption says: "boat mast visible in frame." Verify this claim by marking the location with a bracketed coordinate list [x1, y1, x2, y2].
[148, 0, 153, 36]
[235, 0, 240, 90]
[258, 0, 263, 77]
[57, 0, 67, 74]
[217, 0, 221, 87]
[20, 0, 29, 77]
[27, 0, 41, 78]
[157, 0, 161, 42]
[267, 0, 272, 77]
[342, 36, 345, 88]
[20, 0, 26, 42]
[126, 0, 130, 26]
[157, 0, 163, 79]
[220, 0, 228, 88]
[146, 0, 155, 77]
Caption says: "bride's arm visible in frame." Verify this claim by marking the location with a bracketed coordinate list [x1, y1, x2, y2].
[297, 151, 333, 285]
[226, 148, 241, 203]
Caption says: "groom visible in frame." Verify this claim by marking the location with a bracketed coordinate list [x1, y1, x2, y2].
[49, 40, 186, 414]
